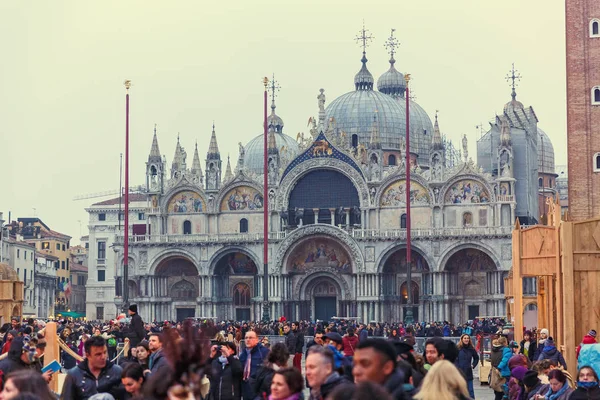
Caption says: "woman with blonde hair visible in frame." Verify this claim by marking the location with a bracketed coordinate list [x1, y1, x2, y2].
[414, 360, 471, 400]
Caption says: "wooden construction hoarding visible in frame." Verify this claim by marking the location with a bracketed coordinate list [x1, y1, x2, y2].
[507, 198, 600, 371]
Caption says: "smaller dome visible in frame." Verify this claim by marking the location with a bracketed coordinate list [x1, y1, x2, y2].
[537, 127, 555, 174]
[268, 108, 284, 134]
[504, 89, 525, 114]
[377, 58, 406, 97]
[0, 263, 18, 281]
[354, 53, 374, 91]
[244, 132, 299, 174]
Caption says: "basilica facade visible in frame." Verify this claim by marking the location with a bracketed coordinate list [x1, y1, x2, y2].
[87, 43, 556, 324]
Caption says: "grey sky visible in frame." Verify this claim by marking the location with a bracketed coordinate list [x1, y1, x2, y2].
[0, 1, 566, 242]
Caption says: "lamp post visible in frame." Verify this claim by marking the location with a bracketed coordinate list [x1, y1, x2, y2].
[123, 80, 131, 314]
[404, 74, 414, 324]
[262, 77, 270, 322]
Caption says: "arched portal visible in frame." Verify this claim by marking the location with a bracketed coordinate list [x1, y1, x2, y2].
[288, 170, 360, 226]
[444, 248, 498, 322]
[304, 277, 342, 321]
[212, 251, 259, 321]
[380, 248, 429, 322]
[155, 256, 199, 321]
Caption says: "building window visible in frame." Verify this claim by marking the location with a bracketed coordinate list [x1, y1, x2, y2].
[138, 213, 145, 220]
[24, 251, 27, 260]
[118, 212, 124, 221]
[239, 218, 249, 233]
[42, 242, 50, 250]
[54, 261, 59, 270]
[594, 153, 600, 172]
[593, 87, 600, 104]
[17, 249, 20, 259]
[61, 261, 65, 269]
[98, 270, 106, 281]
[56, 243, 60, 250]
[591, 19, 600, 37]
[23, 269, 27, 285]
[400, 214, 407, 228]
[96, 307, 104, 320]
[351, 134, 359, 148]
[388, 154, 397, 166]
[66, 259, 69, 270]
[62, 244, 65, 251]
[538, 177, 543, 187]
[97, 241, 106, 259]
[183, 221, 192, 235]
[99, 213, 106, 221]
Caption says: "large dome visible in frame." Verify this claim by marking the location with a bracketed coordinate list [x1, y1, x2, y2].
[244, 132, 299, 174]
[325, 53, 433, 164]
[325, 90, 433, 164]
[538, 127, 555, 174]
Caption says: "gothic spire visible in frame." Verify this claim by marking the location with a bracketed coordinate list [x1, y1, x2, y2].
[432, 111, 444, 151]
[148, 124, 161, 162]
[207, 123, 220, 160]
[191, 141, 203, 183]
[224, 155, 233, 182]
[354, 22, 375, 91]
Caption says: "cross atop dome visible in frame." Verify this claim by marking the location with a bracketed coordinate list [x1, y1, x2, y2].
[384, 28, 399, 62]
[355, 21, 374, 54]
[506, 63, 522, 101]
[268, 73, 281, 108]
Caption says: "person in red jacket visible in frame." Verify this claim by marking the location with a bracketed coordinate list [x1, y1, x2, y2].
[342, 327, 359, 357]
[576, 329, 597, 359]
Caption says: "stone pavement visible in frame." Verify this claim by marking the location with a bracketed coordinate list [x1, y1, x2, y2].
[473, 368, 496, 400]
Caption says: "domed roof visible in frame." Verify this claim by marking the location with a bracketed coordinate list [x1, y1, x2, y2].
[0, 263, 18, 281]
[377, 58, 406, 97]
[244, 132, 299, 174]
[537, 127, 555, 174]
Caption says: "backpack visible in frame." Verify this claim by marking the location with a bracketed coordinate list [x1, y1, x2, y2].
[108, 337, 117, 347]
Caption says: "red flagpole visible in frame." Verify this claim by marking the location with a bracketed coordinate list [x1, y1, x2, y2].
[405, 75, 413, 320]
[262, 77, 270, 321]
[123, 80, 131, 313]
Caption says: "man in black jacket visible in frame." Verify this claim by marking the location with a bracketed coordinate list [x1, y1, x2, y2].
[306, 346, 352, 400]
[0, 337, 38, 389]
[61, 336, 125, 399]
[283, 324, 296, 367]
[292, 321, 304, 370]
[127, 304, 145, 349]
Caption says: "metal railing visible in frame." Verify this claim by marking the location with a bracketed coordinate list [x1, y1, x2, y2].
[116, 226, 512, 245]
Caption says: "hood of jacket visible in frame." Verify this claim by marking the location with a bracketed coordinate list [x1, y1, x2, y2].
[542, 346, 558, 356]
[582, 335, 597, 345]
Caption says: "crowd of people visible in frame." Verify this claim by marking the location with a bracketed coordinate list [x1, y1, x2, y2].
[0, 307, 597, 400]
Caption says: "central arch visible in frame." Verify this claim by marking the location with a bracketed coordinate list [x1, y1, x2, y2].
[294, 269, 352, 321]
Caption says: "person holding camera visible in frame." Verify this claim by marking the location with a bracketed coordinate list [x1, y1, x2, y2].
[210, 342, 243, 400]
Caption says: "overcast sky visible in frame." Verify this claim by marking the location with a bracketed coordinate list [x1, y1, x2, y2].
[0, 1, 566, 242]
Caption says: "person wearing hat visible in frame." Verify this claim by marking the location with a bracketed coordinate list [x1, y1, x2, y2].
[323, 332, 345, 371]
[127, 304, 145, 350]
[536, 337, 567, 371]
[0, 336, 38, 389]
[576, 329, 597, 359]
[522, 369, 549, 399]
[510, 340, 520, 354]
[533, 328, 550, 361]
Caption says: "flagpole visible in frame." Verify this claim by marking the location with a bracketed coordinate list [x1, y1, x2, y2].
[123, 80, 131, 314]
[262, 77, 270, 322]
[405, 74, 414, 324]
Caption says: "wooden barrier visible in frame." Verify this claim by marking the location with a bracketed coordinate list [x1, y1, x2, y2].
[43, 322, 62, 393]
[507, 197, 600, 371]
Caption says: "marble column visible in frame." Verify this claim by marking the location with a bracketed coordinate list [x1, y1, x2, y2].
[313, 208, 319, 224]
[329, 208, 336, 226]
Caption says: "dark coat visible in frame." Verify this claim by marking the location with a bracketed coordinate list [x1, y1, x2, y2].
[148, 349, 169, 375]
[525, 382, 549, 400]
[294, 330, 305, 354]
[210, 356, 243, 400]
[568, 384, 600, 400]
[60, 359, 124, 400]
[519, 340, 538, 362]
[358, 329, 368, 343]
[0, 343, 30, 390]
[284, 331, 297, 355]
[250, 364, 276, 400]
[537, 345, 567, 370]
[382, 370, 407, 400]
[128, 313, 145, 348]
[239, 343, 269, 400]
[455, 346, 480, 381]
